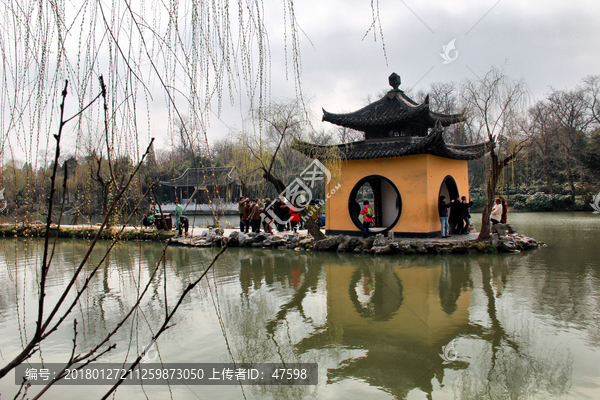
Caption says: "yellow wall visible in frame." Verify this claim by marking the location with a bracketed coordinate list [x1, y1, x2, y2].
[326, 263, 471, 344]
[325, 154, 469, 235]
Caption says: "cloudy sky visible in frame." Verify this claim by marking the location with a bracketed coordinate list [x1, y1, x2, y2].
[203, 0, 599, 143]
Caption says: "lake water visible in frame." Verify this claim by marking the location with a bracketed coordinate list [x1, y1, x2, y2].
[0, 212, 599, 399]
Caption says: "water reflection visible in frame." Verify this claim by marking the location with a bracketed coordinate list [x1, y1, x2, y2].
[1, 215, 599, 400]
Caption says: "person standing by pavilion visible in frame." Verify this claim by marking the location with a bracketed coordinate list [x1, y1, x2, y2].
[360, 200, 373, 238]
[449, 196, 464, 234]
[175, 201, 183, 232]
[438, 196, 452, 238]
[461, 196, 474, 234]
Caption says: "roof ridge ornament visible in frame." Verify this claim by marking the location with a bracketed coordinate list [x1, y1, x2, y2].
[388, 73, 401, 90]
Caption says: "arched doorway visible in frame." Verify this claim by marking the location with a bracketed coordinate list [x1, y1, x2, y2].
[439, 175, 459, 202]
[348, 175, 401, 234]
[439, 175, 459, 221]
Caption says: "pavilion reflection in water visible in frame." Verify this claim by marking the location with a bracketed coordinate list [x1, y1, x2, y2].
[234, 250, 472, 398]
[292, 258, 471, 398]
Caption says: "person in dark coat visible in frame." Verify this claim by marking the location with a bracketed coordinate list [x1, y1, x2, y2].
[242, 200, 252, 233]
[438, 196, 452, 238]
[461, 196, 474, 234]
[271, 198, 284, 232]
[238, 196, 247, 232]
[449, 196, 464, 234]
[500, 197, 507, 224]
[178, 215, 189, 236]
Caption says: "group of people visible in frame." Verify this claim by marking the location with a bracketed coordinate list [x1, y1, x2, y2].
[438, 195, 508, 238]
[238, 197, 324, 234]
[438, 196, 474, 238]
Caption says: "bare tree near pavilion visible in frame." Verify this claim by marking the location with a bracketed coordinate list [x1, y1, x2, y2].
[243, 99, 327, 240]
[461, 66, 530, 241]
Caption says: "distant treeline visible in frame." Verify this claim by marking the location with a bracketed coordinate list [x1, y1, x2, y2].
[2, 75, 599, 222]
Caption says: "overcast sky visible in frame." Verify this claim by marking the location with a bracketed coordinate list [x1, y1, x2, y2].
[204, 0, 600, 143]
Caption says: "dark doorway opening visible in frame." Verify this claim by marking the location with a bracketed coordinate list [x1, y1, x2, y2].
[348, 175, 401, 234]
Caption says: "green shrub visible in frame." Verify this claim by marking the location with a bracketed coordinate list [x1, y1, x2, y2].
[525, 192, 553, 211]
[511, 200, 527, 210]
[551, 194, 573, 210]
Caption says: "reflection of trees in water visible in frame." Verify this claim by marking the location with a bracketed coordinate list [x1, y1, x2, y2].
[438, 259, 472, 315]
[452, 257, 573, 399]
[348, 264, 403, 321]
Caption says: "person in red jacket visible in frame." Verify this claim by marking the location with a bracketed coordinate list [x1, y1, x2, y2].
[360, 200, 373, 238]
[290, 205, 300, 232]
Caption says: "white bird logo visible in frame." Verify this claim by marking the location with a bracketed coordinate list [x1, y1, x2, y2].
[440, 38, 458, 64]
[439, 339, 458, 364]
[590, 192, 600, 214]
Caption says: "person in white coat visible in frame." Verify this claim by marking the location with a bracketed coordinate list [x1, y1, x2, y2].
[490, 198, 503, 225]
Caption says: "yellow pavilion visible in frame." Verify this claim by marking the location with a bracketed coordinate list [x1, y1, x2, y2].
[295, 73, 488, 237]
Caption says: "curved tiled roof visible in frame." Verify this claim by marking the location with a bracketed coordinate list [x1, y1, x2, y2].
[293, 123, 489, 161]
[322, 90, 464, 132]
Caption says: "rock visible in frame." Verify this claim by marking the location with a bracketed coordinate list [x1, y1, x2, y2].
[277, 246, 287, 250]
[372, 244, 392, 254]
[228, 231, 240, 246]
[284, 233, 299, 243]
[238, 233, 250, 247]
[200, 230, 208, 238]
[251, 242, 262, 247]
[255, 233, 268, 242]
[262, 240, 272, 247]
[451, 244, 468, 254]
[415, 244, 428, 254]
[312, 237, 339, 251]
[339, 237, 362, 252]
[299, 238, 312, 246]
[499, 241, 518, 252]
[373, 233, 388, 247]
[387, 231, 395, 242]
[491, 233, 499, 247]
[507, 224, 517, 234]
[362, 237, 375, 251]
[492, 224, 510, 237]
[336, 235, 351, 252]
[215, 228, 224, 236]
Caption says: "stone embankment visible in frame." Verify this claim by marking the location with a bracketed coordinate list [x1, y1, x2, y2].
[169, 224, 545, 255]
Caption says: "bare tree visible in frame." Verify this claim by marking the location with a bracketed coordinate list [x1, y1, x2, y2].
[527, 101, 561, 194]
[461, 66, 530, 240]
[546, 88, 594, 203]
[244, 99, 326, 240]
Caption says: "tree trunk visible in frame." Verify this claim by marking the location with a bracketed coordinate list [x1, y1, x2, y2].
[478, 154, 501, 241]
[564, 156, 576, 204]
[544, 157, 553, 195]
